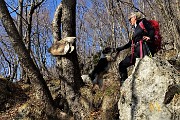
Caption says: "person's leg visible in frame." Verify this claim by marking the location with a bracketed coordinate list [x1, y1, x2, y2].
[119, 55, 135, 85]
[143, 42, 157, 58]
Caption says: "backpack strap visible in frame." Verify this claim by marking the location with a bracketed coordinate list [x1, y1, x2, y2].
[139, 40, 143, 58]
[139, 21, 147, 32]
[131, 39, 143, 61]
[131, 40, 135, 63]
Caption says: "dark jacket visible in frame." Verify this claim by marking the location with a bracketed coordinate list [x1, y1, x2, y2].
[118, 18, 155, 53]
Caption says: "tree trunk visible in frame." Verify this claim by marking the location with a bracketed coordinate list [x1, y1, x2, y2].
[61, 1, 82, 89]
[0, 0, 55, 117]
[17, 0, 27, 83]
[54, 0, 86, 119]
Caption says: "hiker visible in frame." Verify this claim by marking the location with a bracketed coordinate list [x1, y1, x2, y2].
[116, 12, 156, 85]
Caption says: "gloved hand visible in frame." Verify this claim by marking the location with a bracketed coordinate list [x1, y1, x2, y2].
[116, 46, 124, 52]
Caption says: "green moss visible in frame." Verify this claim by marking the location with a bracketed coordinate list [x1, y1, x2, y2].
[105, 87, 113, 96]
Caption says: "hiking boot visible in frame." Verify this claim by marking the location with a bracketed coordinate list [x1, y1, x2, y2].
[120, 80, 124, 87]
[120, 73, 128, 87]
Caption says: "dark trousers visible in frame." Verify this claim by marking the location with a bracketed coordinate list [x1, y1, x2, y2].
[119, 43, 154, 81]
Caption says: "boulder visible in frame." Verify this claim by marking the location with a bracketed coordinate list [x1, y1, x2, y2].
[118, 56, 180, 120]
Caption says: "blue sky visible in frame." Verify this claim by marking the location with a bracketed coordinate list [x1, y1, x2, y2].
[5, 0, 62, 19]
[0, 0, 63, 79]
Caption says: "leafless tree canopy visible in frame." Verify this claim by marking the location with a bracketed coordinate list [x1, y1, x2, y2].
[0, 0, 179, 80]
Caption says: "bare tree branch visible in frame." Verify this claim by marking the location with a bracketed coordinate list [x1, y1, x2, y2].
[0, 0, 56, 117]
[52, 3, 62, 42]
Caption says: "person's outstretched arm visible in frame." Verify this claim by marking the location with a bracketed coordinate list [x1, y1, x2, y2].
[116, 40, 131, 52]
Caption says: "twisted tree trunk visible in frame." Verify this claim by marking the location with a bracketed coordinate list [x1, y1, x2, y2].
[52, 0, 86, 119]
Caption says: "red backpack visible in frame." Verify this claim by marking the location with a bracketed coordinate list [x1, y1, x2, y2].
[139, 20, 162, 52]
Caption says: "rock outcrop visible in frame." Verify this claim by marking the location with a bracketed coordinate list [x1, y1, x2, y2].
[1, 55, 179, 120]
[118, 56, 180, 120]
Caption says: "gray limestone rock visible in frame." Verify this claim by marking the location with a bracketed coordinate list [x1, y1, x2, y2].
[118, 56, 180, 120]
